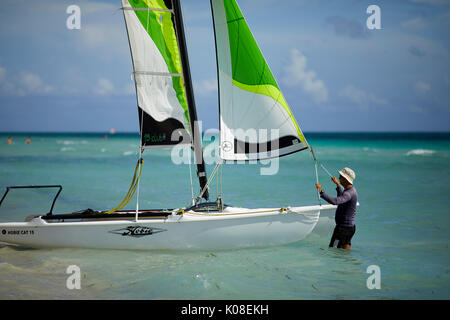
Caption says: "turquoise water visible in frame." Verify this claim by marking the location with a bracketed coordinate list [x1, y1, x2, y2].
[0, 132, 449, 299]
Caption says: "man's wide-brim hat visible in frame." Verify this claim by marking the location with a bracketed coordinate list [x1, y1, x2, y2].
[339, 167, 355, 184]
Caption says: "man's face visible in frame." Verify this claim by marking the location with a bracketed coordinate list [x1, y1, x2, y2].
[339, 175, 348, 185]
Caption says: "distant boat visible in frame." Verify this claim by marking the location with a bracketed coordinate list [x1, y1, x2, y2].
[0, 0, 336, 250]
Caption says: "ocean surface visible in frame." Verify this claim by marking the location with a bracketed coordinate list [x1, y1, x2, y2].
[0, 132, 449, 300]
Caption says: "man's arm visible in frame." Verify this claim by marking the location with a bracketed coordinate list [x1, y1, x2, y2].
[315, 182, 350, 205]
[331, 176, 343, 195]
[320, 189, 351, 205]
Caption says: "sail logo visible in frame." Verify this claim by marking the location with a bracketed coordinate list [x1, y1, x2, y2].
[109, 226, 167, 238]
[221, 141, 232, 152]
[144, 133, 166, 144]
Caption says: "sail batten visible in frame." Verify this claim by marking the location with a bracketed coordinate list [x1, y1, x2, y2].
[134, 71, 183, 77]
[210, 0, 309, 161]
[122, 7, 173, 12]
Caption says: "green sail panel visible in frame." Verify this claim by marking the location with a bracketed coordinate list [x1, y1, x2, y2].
[122, 0, 191, 148]
[211, 0, 309, 161]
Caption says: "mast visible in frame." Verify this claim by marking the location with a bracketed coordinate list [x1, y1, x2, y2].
[172, 0, 209, 201]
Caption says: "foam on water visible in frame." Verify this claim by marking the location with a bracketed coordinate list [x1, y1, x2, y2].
[405, 149, 436, 156]
[57, 140, 88, 145]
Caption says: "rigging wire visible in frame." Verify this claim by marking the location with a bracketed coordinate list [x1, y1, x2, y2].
[309, 145, 340, 205]
[195, 160, 222, 205]
[220, 161, 223, 199]
[320, 163, 333, 178]
[188, 146, 195, 205]
[309, 146, 322, 206]
[216, 161, 219, 200]
[135, 103, 145, 221]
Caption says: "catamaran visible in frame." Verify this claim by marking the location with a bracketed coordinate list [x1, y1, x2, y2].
[0, 0, 336, 250]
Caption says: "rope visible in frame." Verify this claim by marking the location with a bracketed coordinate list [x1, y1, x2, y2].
[216, 162, 219, 200]
[134, 152, 143, 221]
[101, 158, 144, 214]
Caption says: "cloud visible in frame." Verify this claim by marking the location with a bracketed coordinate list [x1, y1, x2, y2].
[411, 0, 450, 5]
[19, 72, 54, 94]
[123, 83, 135, 95]
[282, 49, 328, 104]
[80, 23, 125, 50]
[0, 67, 5, 82]
[438, 10, 450, 22]
[326, 16, 368, 39]
[410, 105, 426, 114]
[93, 78, 114, 96]
[401, 17, 427, 29]
[0, 66, 136, 97]
[401, 34, 448, 57]
[414, 81, 431, 95]
[339, 85, 388, 109]
[408, 45, 427, 57]
[80, 1, 117, 14]
[93, 77, 134, 96]
[0, 1, 118, 38]
[194, 78, 218, 96]
[0, 67, 55, 96]
[75, 2, 127, 54]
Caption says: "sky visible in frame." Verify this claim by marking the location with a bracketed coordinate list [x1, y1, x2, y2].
[0, 0, 449, 132]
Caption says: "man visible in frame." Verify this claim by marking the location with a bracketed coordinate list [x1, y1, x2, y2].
[315, 167, 357, 250]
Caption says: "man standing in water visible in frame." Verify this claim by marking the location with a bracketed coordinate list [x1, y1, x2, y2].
[315, 167, 357, 250]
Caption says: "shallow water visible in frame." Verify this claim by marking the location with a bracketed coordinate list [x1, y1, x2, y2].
[0, 132, 449, 299]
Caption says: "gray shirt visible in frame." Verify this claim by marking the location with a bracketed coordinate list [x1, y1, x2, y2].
[320, 186, 357, 227]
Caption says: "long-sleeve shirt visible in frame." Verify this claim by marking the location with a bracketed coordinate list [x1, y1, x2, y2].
[320, 186, 357, 227]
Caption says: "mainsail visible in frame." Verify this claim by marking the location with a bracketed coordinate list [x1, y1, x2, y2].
[122, 0, 209, 200]
[210, 0, 309, 161]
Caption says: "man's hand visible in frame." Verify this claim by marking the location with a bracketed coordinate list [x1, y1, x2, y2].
[331, 176, 340, 186]
[315, 183, 322, 193]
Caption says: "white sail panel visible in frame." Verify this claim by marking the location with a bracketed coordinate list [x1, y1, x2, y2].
[211, 0, 309, 161]
[122, 0, 191, 148]
[220, 81, 306, 160]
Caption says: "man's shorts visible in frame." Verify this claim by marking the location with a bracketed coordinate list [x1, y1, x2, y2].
[329, 225, 356, 248]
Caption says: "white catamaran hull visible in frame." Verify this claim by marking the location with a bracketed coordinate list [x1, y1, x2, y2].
[0, 205, 336, 250]
[309, 205, 336, 237]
